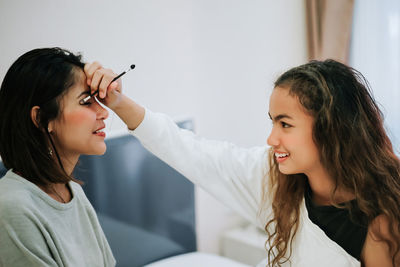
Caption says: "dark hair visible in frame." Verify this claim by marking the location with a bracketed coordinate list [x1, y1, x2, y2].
[0, 47, 85, 186]
[263, 59, 400, 266]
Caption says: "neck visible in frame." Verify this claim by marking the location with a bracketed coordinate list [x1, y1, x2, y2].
[46, 154, 77, 203]
[58, 154, 79, 176]
[53, 182, 71, 203]
[306, 166, 355, 206]
[38, 182, 72, 203]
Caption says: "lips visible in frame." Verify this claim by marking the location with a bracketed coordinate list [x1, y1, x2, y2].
[93, 126, 106, 137]
[275, 152, 289, 158]
[274, 151, 290, 163]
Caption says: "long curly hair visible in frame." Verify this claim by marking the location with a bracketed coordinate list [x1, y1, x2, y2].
[262, 60, 400, 266]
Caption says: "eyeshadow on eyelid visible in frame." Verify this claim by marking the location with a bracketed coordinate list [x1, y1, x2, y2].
[77, 91, 91, 99]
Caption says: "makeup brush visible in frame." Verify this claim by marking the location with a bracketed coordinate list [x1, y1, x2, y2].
[80, 64, 135, 104]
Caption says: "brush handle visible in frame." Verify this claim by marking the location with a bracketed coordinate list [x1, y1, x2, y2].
[85, 71, 125, 101]
[80, 64, 135, 104]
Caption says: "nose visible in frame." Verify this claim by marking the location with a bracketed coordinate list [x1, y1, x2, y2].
[267, 126, 279, 147]
[94, 101, 109, 120]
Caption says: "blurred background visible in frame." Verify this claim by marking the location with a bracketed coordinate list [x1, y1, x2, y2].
[0, 0, 399, 264]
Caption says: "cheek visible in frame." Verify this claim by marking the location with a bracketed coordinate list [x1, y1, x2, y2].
[64, 110, 95, 129]
[289, 133, 318, 156]
[298, 137, 320, 162]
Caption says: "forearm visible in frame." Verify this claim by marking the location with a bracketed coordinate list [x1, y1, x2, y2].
[112, 95, 145, 130]
[130, 110, 269, 226]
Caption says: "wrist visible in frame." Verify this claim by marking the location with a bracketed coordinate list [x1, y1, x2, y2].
[110, 94, 129, 112]
[112, 95, 145, 130]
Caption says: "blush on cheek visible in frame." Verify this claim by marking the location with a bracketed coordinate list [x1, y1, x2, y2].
[64, 110, 95, 126]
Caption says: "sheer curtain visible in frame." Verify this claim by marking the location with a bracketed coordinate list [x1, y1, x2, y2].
[349, 0, 400, 154]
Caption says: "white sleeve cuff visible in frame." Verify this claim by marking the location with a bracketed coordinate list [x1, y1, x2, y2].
[128, 108, 163, 143]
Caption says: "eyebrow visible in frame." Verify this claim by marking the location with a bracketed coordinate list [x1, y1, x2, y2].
[77, 90, 91, 99]
[268, 112, 293, 121]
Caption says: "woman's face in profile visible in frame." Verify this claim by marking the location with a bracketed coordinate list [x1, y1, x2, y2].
[49, 69, 109, 161]
[267, 86, 323, 177]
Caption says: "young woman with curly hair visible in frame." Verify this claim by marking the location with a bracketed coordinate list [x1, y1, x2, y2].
[86, 59, 400, 267]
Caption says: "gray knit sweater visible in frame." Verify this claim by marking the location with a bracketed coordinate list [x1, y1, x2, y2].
[0, 170, 115, 267]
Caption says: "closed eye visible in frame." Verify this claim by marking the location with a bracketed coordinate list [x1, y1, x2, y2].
[78, 89, 92, 106]
[80, 97, 94, 106]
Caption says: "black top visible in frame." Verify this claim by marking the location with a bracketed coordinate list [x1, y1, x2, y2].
[304, 184, 368, 260]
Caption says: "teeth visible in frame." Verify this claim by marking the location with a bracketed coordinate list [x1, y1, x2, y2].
[275, 152, 289, 158]
[94, 129, 103, 134]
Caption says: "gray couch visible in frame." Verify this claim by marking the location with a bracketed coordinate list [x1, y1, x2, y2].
[0, 120, 196, 267]
[0, 162, 6, 181]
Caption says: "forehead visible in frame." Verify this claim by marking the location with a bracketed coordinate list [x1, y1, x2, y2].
[68, 68, 86, 94]
[269, 86, 311, 120]
[64, 68, 88, 99]
[58, 68, 87, 107]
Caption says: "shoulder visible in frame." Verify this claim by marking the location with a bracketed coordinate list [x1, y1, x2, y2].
[0, 194, 39, 233]
[0, 193, 36, 219]
[0, 174, 41, 223]
[69, 181, 89, 202]
[361, 214, 399, 266]
[0, 179, 35, 211]
[69, 181, 93, 208]
[69, 180, 84, 194]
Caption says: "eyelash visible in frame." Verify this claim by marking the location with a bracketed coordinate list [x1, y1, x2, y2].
[80, 99, 93, 106]
[269, 118, 292, 128]
[271, 120, 291, 128]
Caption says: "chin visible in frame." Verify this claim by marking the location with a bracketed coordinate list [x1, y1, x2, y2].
[97, 146, 107, 155]
[88, 144, 107, 155]
[278, 166, 294, 175]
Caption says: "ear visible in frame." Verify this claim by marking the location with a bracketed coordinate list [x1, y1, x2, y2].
[30, 106, 41, 128]
[31, 106, 54, 133]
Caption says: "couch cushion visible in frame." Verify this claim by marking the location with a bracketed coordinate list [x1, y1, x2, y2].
[0, 161, 7, 178]
[98, 214, 185, 267]
[76, 132, 196, 252]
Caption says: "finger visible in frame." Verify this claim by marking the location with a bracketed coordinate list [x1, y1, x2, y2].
[84, 61, 102, 86]
[90, 70, 105, 95]
[98, 69, 115, 99]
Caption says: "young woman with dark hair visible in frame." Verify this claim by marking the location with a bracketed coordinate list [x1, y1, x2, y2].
[86, 59, 400, 267]
[0, 48, 115, 266]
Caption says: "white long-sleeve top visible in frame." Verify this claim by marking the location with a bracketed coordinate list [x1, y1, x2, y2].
[129, 109, 360, 267]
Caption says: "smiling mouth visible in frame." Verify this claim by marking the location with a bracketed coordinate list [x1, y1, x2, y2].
[93, 128, 106, 137]
[275, 152, 290, 162]
[275, 152, 290, 158]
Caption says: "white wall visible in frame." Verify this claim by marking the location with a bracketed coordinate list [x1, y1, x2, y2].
[0, 0, 307, 253]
